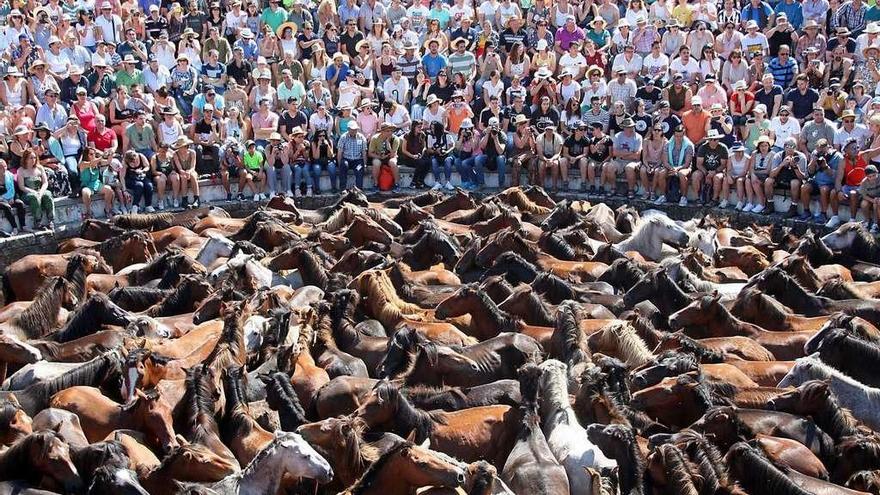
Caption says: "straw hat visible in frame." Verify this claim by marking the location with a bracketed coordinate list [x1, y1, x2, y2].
[756, 135, 773, 146]
[290, 126, 307, 136]
[13, 125, 30, 136]
[269, 132, 283, 141]
[706, 129, 723, 140]
[379, 122, 397, 132]
[276, 21, 298, 37]
[425, 94, 440, 106]
[511, 114, 529, 126]
[173, 136, 193, 148]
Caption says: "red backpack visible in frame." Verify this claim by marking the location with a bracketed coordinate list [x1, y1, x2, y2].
[377, 164, 395, 191]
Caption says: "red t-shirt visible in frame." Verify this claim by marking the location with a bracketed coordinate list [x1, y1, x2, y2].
[844, 155, 867, 187]
[729, 91, 755, 115]
[88, 127, 116, 152]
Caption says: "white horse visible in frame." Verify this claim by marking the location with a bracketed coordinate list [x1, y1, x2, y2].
[243, 314, 271, 354]
[208, 253, 299, 289]
[196, 234, 235, 270]
[538, 360, 616, 495]
[778, 354, 880, 431]
[32, 408, 90, 448]
[612, 213, 691, 262]
[188, 431, 332, 495]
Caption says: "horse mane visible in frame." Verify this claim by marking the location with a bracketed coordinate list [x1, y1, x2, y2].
[795, 380, 863, 439]
[65, 254, 89, 302]
[182, 365, 218, 435]
[146, 275, 210, 317]
[113, 212, 175, 230]
[204, 303, 248, 371]
[819, 277, 868, 300]
[660, 333, 726, 363]
[553, 301, 590, 366]
[347, 441, 415, 495]
[539, 231, 577, 260]
[297, 249, 330, 291]
[380, 326, 434, 379]
[601, 425, 645, 495]
[402, 384, 469, 411]
[470, 285, 521, 332]
[265, 372, 309, 430]
[599, 322, 654, 367]
[498, 188, 551, 215]
[73, 440, 130, 479]
[222, 366, 255, 437]
[531, 272, 577, 302]
[462, 203, 502, 224]
[485, 252, 539, 284]
[80, 218, 126, 238]
[54, 293, 125, 342]
[850, 224, 880, 261]
[676, 429, 730, 493]
[819, 328, 880, 376]
[655, 443, 701, 495]
[726, 442, 813, 495]
[356, 271, 422, 325]
[14, 276, 69, 339]
[99, 230, 154, 257]
[110, 286, 170, 311]
[372, 381, 444, 442]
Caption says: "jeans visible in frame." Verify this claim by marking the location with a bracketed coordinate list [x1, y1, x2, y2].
[136, 149, 155, 161]
[292, 162, 312, 190]
[456, 156, 478, 184]
[63, 156, 80, 191]
[475, 155, 507, 188]
[314, 160, 338, 190]
[432, 156, 454, 184]
[339, 158, 365, 189]
[0, 199, 25, 230]
[266, 163, 292, 194]
[172, 89, 194, 119]
[125, 174, 154, 208]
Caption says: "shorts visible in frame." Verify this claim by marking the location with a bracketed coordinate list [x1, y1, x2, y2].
[81, 179, 103, 194]
[806, 178, 834, 192]
[842, 185, 860, 195]
[776, 167, 798, 185]
[642, 162, 662, 175]
[611, 159, 638, 174]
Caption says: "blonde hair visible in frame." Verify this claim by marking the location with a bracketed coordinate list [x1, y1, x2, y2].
[318, 0, 337, 16]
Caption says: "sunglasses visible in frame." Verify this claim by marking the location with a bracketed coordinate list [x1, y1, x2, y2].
[844, 119, 855, 123]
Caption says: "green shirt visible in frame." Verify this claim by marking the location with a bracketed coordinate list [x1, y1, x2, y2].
[114, 69, 145, 90]
[243, 150, 264, 170]
[125, 123, 155, 151]
[261, 6, 288, 32]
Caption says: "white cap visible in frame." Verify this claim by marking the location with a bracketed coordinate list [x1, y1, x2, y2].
[691, 96, 703, 105]
[488, 117, 500, 126]
[537, 39, 548, 51]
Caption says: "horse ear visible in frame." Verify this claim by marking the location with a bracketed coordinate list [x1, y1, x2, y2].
[405, 430, 417, 443]
[418, 437, 431, 449]
[711, 291, 721, 303]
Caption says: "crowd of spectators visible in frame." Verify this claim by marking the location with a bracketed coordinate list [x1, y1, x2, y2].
[1, 0, 880, 236]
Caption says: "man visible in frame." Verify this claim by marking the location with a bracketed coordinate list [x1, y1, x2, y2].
[784, 74, 820, 120]
[232, 30, 258, 63]
[449, 16, 478, 49]
[264, 131, 291, 198]
[421, 40, 448, 79]
[192, 104, 221, 174]
[62, 33, 90, 72]
[60, 66, 89, 105]
[754, 73, 784, 118]
[89, 114, 119, 161]
[278, 97, 308, 140]
[337, 121, 369, 189]
[611, 44, 643, 79]
[818, 79, 848, 119]
[635, 78, 662, 113]
[834, 109, 870, 149]
[800, 106, 837, 155]
[774, 0, 804, 30]
[447, 38, 477, 80]
[115, 55, 144, 90]
[668, 124, 696, 206]
[801, 138, 842, 223]
[769, 44, 798, 89]
[123, 110, 157, 159]
[696, 74, 728, 110]
[606, 68, 637, 111]
[835, 0, 868, 35]
[288, 0, 314, 30]
[694, 129, 730, 205]
[261, 0, 288, 33]
[202, 26, 231, 65]
[662, 74, 694, 116]
[88, 59, 116, 102]
[582, 96, 610, 131]
[827, 27, 857, 59]
[116, 28, 147, 68]
[326, 53, 351, 91]
[741, 0, 774, 30]
[562, 122, 589, 192]
[95, 1, 123, 45]
[682, 96, 711, 146]
[397, 40, 421, 82]
[477, 117, 506, 189]
[383, 66, 410, 105]
[536, 119, 566, 190]
[656, 101, 682, 140]
[766, 137, 808, 217]
[200, 49, 227, 94]
[500, 16, 527, 52]
[858, 165, 880, 233]
[586, 122, 613, 193]
[827, 138, 868, 227]
[143, 56, 172, 95]
[183, 1, 206, 35]
[368, 122, 401, 191]
[35, 88, 67, 131]
[769, 105, 801, 151]
[251, 98, 280, 149]
[554, 15, 585, 54]
[145, 4, 169, 39]
[603, 118, 641, 198]
[558, 41, 588, 79]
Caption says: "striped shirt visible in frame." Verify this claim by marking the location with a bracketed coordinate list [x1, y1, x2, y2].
[834, 1, 869, 33]
[337, 132, 368, 160]
[447, 52, 477, 79]
[768, 56, 798, 88]
[396, 55, 421, 80]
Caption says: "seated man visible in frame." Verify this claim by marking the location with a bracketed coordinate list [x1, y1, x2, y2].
[586, 122, 613, 194]
[800, 138, 841, 223]
[535, 119, 566, 191]
[602, 118, 641, 198]
[826, 138, 867, 228]
[368, 122, 401, 191]
[765, 137, 808, 218]
[561, 122, 590, 192]
[693, 129, 729, 205]
[859, 165, 880, 234]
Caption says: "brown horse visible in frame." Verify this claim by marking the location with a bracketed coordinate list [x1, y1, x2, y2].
[753, 433, 829, 480]
[220, 366, 273, 466]
[0, 431, 82, 493]
[49, 386, 178, 453]
[340, 440, 466, 495]
[0, 277, 77, 342]
[297, 416, 381, 491]
[4, 251, 111, 302]
[0, 398, 33, 447]
[475, 229, 608, 281]
[731, 288, 829, 332]
[766, 380, 868, 441]
[354, 381, 520, 466]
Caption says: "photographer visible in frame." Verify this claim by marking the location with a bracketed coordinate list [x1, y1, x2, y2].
[508, 115, 535, 187]
[454, 119, 482, 190]
[192, 104, 220, 174]
[311, 129, 337, 194]
[265, 132, 292, 198]
[426, 121, 455, 190]
[765, 137, 807, 218]
[827, 139, 868, 228]
[562, 122, 590, 192]
[400, 121, 430, 189]
[476, 117, 507, 189]
[801, 138, 842, 222]
[536, 118, 565, 191]
[337, 122, 369, 190]
[290, 127, 312, 197]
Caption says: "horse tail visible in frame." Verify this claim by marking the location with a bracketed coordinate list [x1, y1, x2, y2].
[0, 273, 13, 305]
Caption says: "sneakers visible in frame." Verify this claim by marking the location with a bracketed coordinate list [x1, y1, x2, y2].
[752, 204, 765, 213]
[432, 182, 443, 190]
[237, 193, 244, 201]
[156, 202, 164, 211]
[145, 206, 155, 213]
[268, 192, 276, 200]
[719, 199, 729, 209]
[172, 199, 180, 208]
[825, 215, 841, 229]
[735, 201, 744, 210]
[131, 205, 139, 214]
[799, 211, 811, 221]
[655, 195, 666, 205]
[180, 197, 189, 208]
[445, 181, 454, 191]
[306, 188, 313, 197]
[678, 196, 688, 207]
[191, 198, 200, 208]
[786, 205, 798, 218]
[294, 188, 302, 198]
[743, 203, 754, 212]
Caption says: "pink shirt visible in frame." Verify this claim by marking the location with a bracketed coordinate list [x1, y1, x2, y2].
[251, 111, 279, 139]
[696, 84, 728, 109]
[357, 112, 380, 139]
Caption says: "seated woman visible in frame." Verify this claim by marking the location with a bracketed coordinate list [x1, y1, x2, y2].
[400, 121, 430, 189]
[54, 116, 87, 194]
[151, 144, 178, 210]
[311, 129, 337, 193]
[171, 137, 200, 208]
[289, 126, 312, 197]
[0, 159, 26, 235]
[241, 140, 267, 201]
[33, 123, 71, 198]
[16, 150, 54, 230]
[122, 150, 155, 214]
[535, 120, 566, 191]
[426, 121, 455, 190]
[218, 141, 241, 202]
[78, 146, 116, 219]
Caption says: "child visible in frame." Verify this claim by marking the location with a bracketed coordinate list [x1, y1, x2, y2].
[859, 165, 880, 234]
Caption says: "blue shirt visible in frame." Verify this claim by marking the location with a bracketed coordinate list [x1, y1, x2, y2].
[784, 87, 820, 120]
[325, 63, 350, 85]
[338, 3, 360, 24]
[421, 53, 448, 78]
[233, 39, 259, 61]
[741, 2, 774, 28]
[774, 0, 804, 28]
[1, 171, 14, 201]
[769, 56, 798, 88]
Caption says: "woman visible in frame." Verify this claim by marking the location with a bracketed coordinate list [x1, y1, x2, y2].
[353, 41, 376, 83]
[607, 100, 629, 136]
[803, 47, 826, 88]
[721, 49, 749, 92]
[243, 3, 261, 37]
[424, 19, 449, 53]
[411, 71, 431, 122]
[16, 150, 54, 229]
[850, 82, 872, 119]
[366, 19, 390, 54]
[714, 20, 742, 61]
[531, 39, 557, 74]
[75, 9, 98, 52]
[671, 0, 693, 28]
[71, 87, 100, 134]
[400, 121, 430, 189]
[34, 124, 70, 198]
[582, 66, 607, 102]
[316, 0, 339, 34]
[625, 0, 649, 26]
[692, 0, 717, 26]
[610, 20, 632, 55]
[151, 143, 178, 209]
[455, 119, 484, 189]
[743, 104, 771, 151]
[151, 31, 178, 71]
[661, 19, 686, 57]
[560, 97, 582, 133]
[8, 125, 33, 172]
[157, 106, 184, 147]
[335, 105, 356, 137]
[109, 86, 133, 139]
[508, 115, 534, 186]
[289, 126, 311, 197]
[528, 18, 554, 54]
[504, 42, 530, 83]
[54, 116, 86, 190]
[375, 43, 396, 83]
[427, 121, 455, 190]
[170, 54, 199, 119]
[121, 150, 154, 213]
[221, 106, 248, 143]
[167, 4, 186, 42]
[747, 134, 774, 212]
[28, 61, 60, 108]
[650, 0, 673, 23]
[177, 28, 202, 73]
[78, 146, 115, 218]
[1, 70, 34, 121]
[309, 47, 331, 83]
[698, 43, 721, 80]
[172, 137, 200, 208]
[723, 142, 752, 210]
[207, 3, 225, 33]
[642, 124, 668, 202]
[452, 72, 475, 104]
[481, 70, 504, 107]
[0, 159, 26, 235]
[311, 129, 336, 193]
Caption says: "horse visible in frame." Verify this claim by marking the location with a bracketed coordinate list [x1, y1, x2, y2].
[623, 267, 693, 317]
[537, 360, 616, 493]
[586, 424, 647, 495]
[341, 439, 465, 495]
[220, 366, 273, 466]
[89, 231, 159, 272]
[805, 327, 880, 388]
[613, 213, 691, 262]
[749, 268, 880, 321]
[731, 287, 829, 332]
[725, 442, 814, 495]
[500, 364, 570, 495]
[766, 380, 866, 442]
[354, 380, 521, 466]
[4, 250, 111, 302]
[0, 276, 78, 341]
[822, 222, 880, 263]
[0, 431, 82, 493]
[779, 355, 880, 431]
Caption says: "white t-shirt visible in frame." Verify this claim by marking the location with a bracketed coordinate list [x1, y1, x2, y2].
[449, 4, 475, 26]
[741, 32, 769, 58]
[834, 124, 870, 149]
[558, 53, 588, 74]
[612, 53, 644, 74]
[407, 4, 430, 32]
[46, 51, 71, 76]
[383, 77, 410, 105]
[95, 14, 122, 44]
[642, 52, 670, 79]
[482, 79, 505, 100]
[422, 105, 447, 126]
[669, 56, 700, 81]
[769, 116, 801, 145]
[478, 0, 499, 24]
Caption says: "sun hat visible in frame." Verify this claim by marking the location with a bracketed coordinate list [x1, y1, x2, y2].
[730, 142, 746, 152]
[173, 136, 193, 148]
[347, 121, 359, 130]
[706, 129, 723, 140]
[512, 114, 529, 125]
[756, 135, 773, 146]
[379, 122, 397, 132]
[691, 96, 703, 105]
[276, 21, 298, 37]
[239, 28, 254, 38]
[733, 80, 747, 90]
[425, 94, 440, 105]
[841, 109, 857, 119]
[866, 23, 880, 34]
[537, 39, 549, 51]
[13, 125, 29, 136]
[710, 103, 724, 111]
[460, 118, 474, 129]
[621, 118, 636, 128]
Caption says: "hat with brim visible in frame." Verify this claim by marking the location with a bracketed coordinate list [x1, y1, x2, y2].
[842, 109, 857, 119]
[425, 94, 440, 106]
[28, 60, 47, 73]
[5, 68, 23, 78]
[746, 20, 758, 29]
[276, 21, 298, 37]
[666, 18, 680, 27]
[123, 54, 137, 64]
[347, 121, 359, 130]
[535, 67, 552, 78]
[48, 36, 62, 45]
[730, 142, 746, 152]
[710, 103, 724, 111]
[240, 28, 255, 38]
[173, 136, 193, 148]
[779, 106, 791, 115]
[863, 44, 880, 57]
[617, 19, 630, 28]
[403, 40, 417, 50]
[866, 23, 880, 34]
[182, 27, 199, 38]
[505, 16, 521, 27]
[837, 26, 852, 36]
[733, 80, 747, 90]
[512, 114, 529, 125]
[756, 135, 773, 146]
[269, 132, 283, 141]
[93, 59, 108, 67]
[452, 37, 468, 47]
[587, 65, 604, 77]
[161, 106, 180, 115]
[13, 125, 30, 136]
[176, 53, 190, 62]
[355, 39, 371, 52]
[589, 17, 606, 27]
[379, 122, 397, 132]
[621, 118, 636, 128]
[706, 129, 723, 140]
[803, 20, 819, 30]
[460, 118, 474, 129]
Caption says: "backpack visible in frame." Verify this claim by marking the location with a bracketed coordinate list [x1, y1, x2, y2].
[377, 164, 395, 191]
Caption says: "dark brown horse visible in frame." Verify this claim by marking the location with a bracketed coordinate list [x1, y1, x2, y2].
[0, 431, 82, 493]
